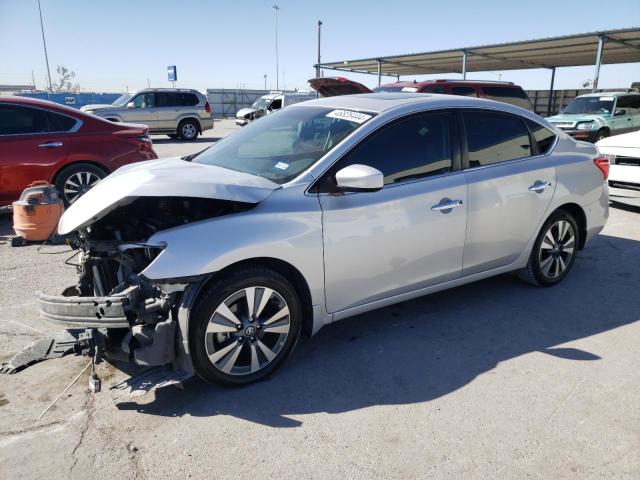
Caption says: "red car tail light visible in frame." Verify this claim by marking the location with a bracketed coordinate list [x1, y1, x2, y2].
[205, 102, 211, 114]
[593, 155, 610, 180]
[126, 135, 154, 152]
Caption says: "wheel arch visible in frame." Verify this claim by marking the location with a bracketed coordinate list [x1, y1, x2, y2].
[178, 116, 202, 133]
[196, 257, 314, 336]
[53, 160, 111, 183]
[552, 202, 587, 250]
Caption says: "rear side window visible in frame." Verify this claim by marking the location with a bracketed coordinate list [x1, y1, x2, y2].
[526, 119, 556, 154]
[156, 92, 179, 107]
[179, 92, 199, 106]
[464, 111, 531, 167]
[482, 86, 532, 110]
[616, 95, 640, 115]
[0, 105, 50, 135]
[334, 112, 452, 185]
[451, 86, 478, 97]
[48, 111, 77, 131]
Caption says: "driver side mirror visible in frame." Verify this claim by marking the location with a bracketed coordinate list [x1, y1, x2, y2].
[126, 102, 136, 109]
[614, 108, 627, 116]
[335, 164, 384, 192]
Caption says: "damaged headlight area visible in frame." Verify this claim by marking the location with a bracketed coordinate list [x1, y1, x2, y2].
[4, 196, 254, 385]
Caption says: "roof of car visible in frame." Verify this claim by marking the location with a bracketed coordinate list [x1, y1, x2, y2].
[296, 92, 526, 114]
[578, 91, 640, 97]
[378, 79, 520, 88]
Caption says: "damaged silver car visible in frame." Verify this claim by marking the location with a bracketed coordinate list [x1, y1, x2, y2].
[27, 93, 608, 387]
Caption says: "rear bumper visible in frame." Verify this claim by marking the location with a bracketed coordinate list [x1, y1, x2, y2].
[200, 118, 214, 131]
[38, 291, 130, 328]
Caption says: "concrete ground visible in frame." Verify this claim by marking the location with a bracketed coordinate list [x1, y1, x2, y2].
[0, 123, 638, 479]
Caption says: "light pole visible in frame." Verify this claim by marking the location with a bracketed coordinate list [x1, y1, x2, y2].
[264, 73, 267, 91]
[273, 4, 280, 91]
[316, 20, 322, 79]
[37, 0, 52, 92]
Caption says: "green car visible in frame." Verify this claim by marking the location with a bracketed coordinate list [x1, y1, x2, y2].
[547, 91, 640, 142]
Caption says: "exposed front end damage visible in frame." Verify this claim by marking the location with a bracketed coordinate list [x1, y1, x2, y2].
[12, 196, 255, 386]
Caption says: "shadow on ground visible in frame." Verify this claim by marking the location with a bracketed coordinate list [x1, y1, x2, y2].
[117, 231, 640, 427]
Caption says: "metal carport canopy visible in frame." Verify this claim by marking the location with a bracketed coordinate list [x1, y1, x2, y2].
[317, 28, 640, 80]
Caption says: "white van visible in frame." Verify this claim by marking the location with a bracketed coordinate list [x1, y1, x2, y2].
[235, 92, 316, 126]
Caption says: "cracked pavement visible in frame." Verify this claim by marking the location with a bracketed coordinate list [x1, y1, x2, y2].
[1, 123, 639, 479]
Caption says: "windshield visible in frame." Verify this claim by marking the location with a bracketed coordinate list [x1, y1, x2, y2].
[113, 93, 134, 107]
[192, 106, 375, 184]
[251, 98, 271, 109]
[563, 96, 615, 114]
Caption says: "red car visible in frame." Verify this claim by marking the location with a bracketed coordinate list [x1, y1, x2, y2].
[309, 77, 533, 111]
[0, 96, 158, 207]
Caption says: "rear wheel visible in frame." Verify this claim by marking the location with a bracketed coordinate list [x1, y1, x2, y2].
[54, 163, 107, 206]
[177, 119, 199, 141]
[518, 210, 579, 286]
[189, 266, 301, 386]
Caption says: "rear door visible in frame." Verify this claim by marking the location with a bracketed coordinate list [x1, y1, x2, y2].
[319, 111, 467, 313]
[156, 92, 180, 130]
[461, 110, 556, 275]
[0, 104, 72, 205]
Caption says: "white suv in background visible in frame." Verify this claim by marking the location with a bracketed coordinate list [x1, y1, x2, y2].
[81, 88, 213, 141]
[597, 130, 640, 207]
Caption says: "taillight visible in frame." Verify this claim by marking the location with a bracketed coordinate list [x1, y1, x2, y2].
[593, 155, 610, 180]
[126, 135, 153, 152]
[205, 102, 211, 114]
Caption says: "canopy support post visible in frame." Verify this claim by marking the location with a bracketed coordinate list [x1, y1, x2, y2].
[462, 50, 468, 79]
[593, 35, 605, 91]
[547, 66, 556, 116]
[377, 59, 382, 86]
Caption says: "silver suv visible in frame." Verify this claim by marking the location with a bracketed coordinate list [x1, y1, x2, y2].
[81, 88, 213, 141]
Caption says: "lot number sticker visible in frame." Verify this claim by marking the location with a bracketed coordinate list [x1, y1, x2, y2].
[326, 109, 372, 124]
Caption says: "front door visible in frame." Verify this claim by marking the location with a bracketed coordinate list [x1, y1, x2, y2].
[318, 111, 467, 313]
[122, 92, 158, 129]
[461, 110, 556, 275]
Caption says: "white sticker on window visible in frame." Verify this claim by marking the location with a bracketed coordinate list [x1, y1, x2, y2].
[326, 109, 372, 124]
[274, 162, 289, 170]
[599, 96, 615, 101]
[401, 87, 418, 93]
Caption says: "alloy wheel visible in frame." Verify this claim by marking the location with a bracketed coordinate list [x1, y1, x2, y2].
[63, 171, 101, 204]
[538, 219, 576, 279]
[204, 286, 290, 376]
[182, 123, 197, 139]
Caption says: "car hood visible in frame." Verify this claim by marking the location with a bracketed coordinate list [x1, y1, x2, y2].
[58, 157, 280, 234]
[236, 107, 258, 118]
[80, 103, 115, 112]
[596, 130, 640, 149]
[547, 113, 609, 123]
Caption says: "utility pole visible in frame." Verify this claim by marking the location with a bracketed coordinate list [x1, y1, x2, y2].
[37, 0, 53, 92]
[264, 73, 267, 91]
[273, 4, 280, 91]
[316, 20, 322, 79]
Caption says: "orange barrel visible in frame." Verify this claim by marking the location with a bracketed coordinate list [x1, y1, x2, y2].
[12, 181, 65, 242]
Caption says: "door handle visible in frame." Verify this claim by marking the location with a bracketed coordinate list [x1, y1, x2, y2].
[431, 199, 464, 212]
[528, 181, 552, 193]
[38, 141, 63, 148]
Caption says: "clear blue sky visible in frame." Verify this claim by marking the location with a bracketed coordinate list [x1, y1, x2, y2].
[0, 0, 638, 93]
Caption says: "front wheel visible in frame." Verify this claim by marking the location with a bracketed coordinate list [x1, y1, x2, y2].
[189, 266, 302, 386]
[595, 129, 609, 142]
[518, 210, 579, 286]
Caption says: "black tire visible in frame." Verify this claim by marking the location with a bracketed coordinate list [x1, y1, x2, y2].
[54, 163, 107, 207]
[189, 266, 302, 386]
[177, 119, 199, 141]
[595, 129, 609, 142]
[518, 209, 580, 287]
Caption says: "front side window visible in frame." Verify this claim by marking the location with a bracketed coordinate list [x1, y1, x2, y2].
[0, 105, 50, 135]
[464, 111, 531, 167]
[131, 93, 155, 109]
[270, 99, 283, 110]
[192, 106, 374, 184]
[451, 86, 478, 97]
[331, 112, 453, 186]
[563, 96, 614, 115]
[420, 86, 445, 94]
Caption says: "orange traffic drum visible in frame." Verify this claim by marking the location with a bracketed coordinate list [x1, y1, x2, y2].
[12, 181, 64, 242]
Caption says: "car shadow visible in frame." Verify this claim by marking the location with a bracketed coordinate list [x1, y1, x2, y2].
[0, 214, 13, 243]
[112, 233, 637, 427]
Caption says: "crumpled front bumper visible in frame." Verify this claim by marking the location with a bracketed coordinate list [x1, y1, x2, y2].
[37, 291, 130, 328]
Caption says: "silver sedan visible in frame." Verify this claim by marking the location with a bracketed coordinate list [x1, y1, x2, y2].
[40, 93, 609, 386]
